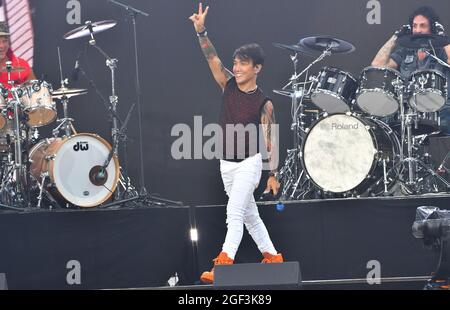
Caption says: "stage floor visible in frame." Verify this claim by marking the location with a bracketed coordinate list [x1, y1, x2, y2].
[0, 194, 449, 289]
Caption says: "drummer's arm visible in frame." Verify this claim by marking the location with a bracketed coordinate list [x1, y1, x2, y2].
[444, 45, 450, 65]
[27, 69, 37, 81]
[371, 35, 399, 69]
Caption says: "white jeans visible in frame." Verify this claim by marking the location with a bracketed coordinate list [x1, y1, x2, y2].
[220, 153, 277, 260]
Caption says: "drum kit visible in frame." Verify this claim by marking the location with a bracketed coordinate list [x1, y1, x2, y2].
[0, 19, 138, 210]
[273, 34, 450, 200]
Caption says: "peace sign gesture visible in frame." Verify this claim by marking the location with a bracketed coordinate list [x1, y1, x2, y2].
[189, 3, 209, 33]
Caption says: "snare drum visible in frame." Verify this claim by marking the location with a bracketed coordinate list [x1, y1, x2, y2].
[29, 133, 120, 207]
[409, 69, 447, 112]
[311, 67, 358, 113]
[302, 113, 400, 195]
[356, 66, 403, 117]
[20, 80, 56, 127]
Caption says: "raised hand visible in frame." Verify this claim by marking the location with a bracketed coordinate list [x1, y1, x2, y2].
[394, 24, 411, 37]
[189, 2, 209, 33]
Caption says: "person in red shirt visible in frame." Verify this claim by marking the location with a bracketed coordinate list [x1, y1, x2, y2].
[0, 21, 36, 90]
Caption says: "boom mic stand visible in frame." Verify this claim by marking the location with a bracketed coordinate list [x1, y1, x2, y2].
[108, 0, 183, 206]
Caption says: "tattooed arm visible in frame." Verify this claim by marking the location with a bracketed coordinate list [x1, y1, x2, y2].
[189, 3, 233, 91]
[371, 35, 399, 69]
[261, 100, 280, 196]
[198, 35, 234, 91]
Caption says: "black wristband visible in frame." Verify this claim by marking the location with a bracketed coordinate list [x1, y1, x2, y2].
[196, 29, 207, 37]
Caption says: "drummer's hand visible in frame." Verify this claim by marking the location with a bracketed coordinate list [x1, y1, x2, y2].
[435, 22, 446, 36]
[394, 24, 411, 37]
[264, 176, 280, 197]
[189, 2, 209, 33]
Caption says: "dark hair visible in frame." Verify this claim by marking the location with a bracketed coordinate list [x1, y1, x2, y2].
[233, 43, 265, 67]
[408, 6, 441, 34]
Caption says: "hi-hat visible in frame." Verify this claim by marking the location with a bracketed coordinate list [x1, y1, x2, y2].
[397, 33, 450, 49]
[272, 42, 317, 57]
[63, 20, 117, 40]
[299, 35, 355, 54]
[52, 87, 87, 99]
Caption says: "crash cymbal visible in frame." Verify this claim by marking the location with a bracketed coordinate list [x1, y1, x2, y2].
[299, 35, 355, 54]
[397, 33, 450, 49]
[63, 20, 117, 40]
[0, 66, 26, 73]
[272, 42, 317, 57]
[52, 87, 87, 99]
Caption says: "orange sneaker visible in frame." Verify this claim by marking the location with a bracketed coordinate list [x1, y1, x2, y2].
[200, 252, 234, 284]
[261, 252, 284, 263]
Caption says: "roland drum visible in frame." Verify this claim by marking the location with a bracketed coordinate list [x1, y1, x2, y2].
[409, 69, 447, 112]
[301, 113, 400, 195]
[356, 66, 403, 117]
[311, 67, 358, 113]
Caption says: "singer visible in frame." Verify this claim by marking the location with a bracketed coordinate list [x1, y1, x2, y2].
[189, 3, 283, 284]
[0, 21, 37, 89]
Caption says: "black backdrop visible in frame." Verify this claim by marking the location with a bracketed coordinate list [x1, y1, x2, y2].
[27, 0, 450, 205]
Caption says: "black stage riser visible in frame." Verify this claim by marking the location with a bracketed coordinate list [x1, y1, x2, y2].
[0, 196, 449, 289]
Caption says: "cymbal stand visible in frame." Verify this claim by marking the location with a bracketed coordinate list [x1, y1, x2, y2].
[53, 47, 75, 137]
[83, 23, 123, 200]
[1, 61, 28, 207]
[276, 50, 326, 200]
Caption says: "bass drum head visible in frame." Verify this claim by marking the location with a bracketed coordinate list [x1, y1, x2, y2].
[302, 114, 376, 193]
[52, 133, 119, 207]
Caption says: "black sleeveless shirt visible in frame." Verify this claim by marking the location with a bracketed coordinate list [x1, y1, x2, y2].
[219, 77, 270, 161]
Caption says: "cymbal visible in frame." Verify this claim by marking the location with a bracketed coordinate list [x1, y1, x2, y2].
[397, 33, 450, 49]
[273, 89, 317, 109]
[52, 87, 87, 99]
[0, 66, 26, 73]
[63, 20, 117, 40]
[272, 42, 317, 57]
[299, 35, 355, 54]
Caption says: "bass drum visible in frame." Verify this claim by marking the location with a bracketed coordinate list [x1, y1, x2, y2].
[301, 113, 400, 195]
[29, 133, 120, 207]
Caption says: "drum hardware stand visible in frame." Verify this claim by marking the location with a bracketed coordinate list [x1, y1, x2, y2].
[393, 78, 450, 193]
[0, 62, 31, 209]
[276, 48, 333, 200]
[424, 50, 450, 70]
[107, 1, 183, 207]
[81, 23, 136, 202]
[437, 151, 450, 175]
[53, 46, 76, 138]
[108, 0, 149, 198]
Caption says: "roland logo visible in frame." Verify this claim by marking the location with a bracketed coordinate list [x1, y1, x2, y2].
[73, 141, 89, 152]
[331, 122, 359, 130]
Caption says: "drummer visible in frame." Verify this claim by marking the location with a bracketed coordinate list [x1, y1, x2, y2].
[371, 6, 450, 133]
[0, 21, 36, 90]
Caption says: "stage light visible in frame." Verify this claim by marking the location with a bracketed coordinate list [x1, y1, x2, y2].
[190, 228, 198, 242]
[412, 206, 450, 290]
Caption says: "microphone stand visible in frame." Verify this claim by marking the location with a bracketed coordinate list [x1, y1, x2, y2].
[109, 0, 148, 197]
[96, 102, 136, 194]
[109, 0, 183, 206]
